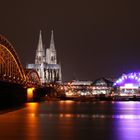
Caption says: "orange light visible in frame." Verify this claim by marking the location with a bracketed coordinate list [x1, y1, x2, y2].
[60, 86, 64, 90]
[60, 114, 64, 118]
[27, 88, 34, 101]
[65, 114, 73, 118]
[65, 90, 73, 96]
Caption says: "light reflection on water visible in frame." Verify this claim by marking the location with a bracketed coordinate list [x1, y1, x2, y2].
[1, 101, 140, 140]
[27, 113, 140, 120]
[25, 103, 39, 140]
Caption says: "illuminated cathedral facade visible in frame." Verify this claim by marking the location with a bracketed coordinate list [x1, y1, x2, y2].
[26, 30, 62, 84]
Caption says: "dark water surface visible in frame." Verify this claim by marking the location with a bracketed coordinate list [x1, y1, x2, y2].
[1, 101, 140, 140]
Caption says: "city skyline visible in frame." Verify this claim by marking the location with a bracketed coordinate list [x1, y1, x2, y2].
[0, 0, 140, 81]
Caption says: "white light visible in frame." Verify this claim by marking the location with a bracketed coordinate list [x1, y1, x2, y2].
[120, 83, 138, 89]
[125, 84, 133, 88]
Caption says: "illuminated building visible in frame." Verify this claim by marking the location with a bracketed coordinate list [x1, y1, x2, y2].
[69, 80, 92, 86]
[92, 78, 113, 95]
[64, 80, 93, 96]
[114, 73, 140, 94]
[26, 30, 62, 84]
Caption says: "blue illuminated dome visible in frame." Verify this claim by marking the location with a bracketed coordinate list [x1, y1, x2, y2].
[114, 72, 140, 88]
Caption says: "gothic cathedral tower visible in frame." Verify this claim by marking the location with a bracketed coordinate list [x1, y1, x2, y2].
[46, 30, 57, 64]
[27, 30, 62, 84]
[35, 30, 45, 64]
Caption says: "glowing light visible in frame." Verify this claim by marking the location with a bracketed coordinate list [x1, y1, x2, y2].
[65, 114, 73, 118]
[59, 100, 74, 106]
[59, 114, 64, 118]
[65, 90, 73, 96]
[31, 113, 35, 117]
[27, 88, 34, 101]
[60, 86, 64, 90]
[114, 72, 140, 87]
[25, 102, 39, 113]
[119, 93, 128, 96]
[124, 84, 137, 89]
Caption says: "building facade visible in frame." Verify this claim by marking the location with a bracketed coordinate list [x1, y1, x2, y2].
[114, 72, 140, 95]
[92, 78, 114, 95]
[26, 30, 62, 84]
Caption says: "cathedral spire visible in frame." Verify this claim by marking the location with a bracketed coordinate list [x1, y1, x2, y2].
[50, 30, 55, 50]
[37, 30, 43, 51]
[35, 30, 45, 64]
[47, 30, 57, 64]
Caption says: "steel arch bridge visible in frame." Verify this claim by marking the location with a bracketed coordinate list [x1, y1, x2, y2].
[25, 69, 41, 87]
[0, 35, 41, 87]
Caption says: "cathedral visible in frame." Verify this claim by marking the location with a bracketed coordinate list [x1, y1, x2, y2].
[26, 30, 62, 84]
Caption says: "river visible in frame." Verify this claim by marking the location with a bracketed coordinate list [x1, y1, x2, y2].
[0, 101, 140, 140]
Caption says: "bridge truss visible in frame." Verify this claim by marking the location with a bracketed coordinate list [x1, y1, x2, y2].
[0, 35, 41, 87]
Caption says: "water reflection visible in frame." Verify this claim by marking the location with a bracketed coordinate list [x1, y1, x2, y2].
[25, 102, 39, 112]
[111, 102, 140, 140]
[25, 113, 140, 120]
[1, 101, 140, 140]
[113, 117, 140, 140]
[24, 101, 140, 140]
[59, 100, 74, 104]
[24, 103, 39, 140]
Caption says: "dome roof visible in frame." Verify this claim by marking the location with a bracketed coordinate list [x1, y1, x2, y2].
[114, 72, 140, 87]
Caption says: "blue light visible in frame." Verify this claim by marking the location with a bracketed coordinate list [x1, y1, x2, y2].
[114, 72, 140, 86]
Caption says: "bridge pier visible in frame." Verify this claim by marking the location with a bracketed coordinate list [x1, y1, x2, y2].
[0, 81, 27, 108]
[0, 81, 47, 108]
[0, 35, 42, 106]
[26, 87, 47, 102]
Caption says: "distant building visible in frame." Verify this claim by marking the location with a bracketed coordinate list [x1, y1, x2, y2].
[26, 30, 62, 84]
[114, 72, 140, 94]
[69, 80, 92, 86]
[92, 78, 114, 94]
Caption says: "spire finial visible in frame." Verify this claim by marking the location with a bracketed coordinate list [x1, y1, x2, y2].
[37, 30, 43, 51]
[50, 30, 55, 50]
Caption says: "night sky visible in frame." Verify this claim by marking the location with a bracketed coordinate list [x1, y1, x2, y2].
[0, 0, 140, 81]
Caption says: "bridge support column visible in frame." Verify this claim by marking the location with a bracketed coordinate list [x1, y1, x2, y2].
[27, 88, 35, 102]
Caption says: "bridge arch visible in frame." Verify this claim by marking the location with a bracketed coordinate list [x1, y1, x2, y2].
[25, 69, 41, 86]
[0, 35, 26, 82]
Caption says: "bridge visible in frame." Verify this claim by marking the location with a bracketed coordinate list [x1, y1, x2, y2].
[0, 35, 42, 103]
[0, 35, 41, 87]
